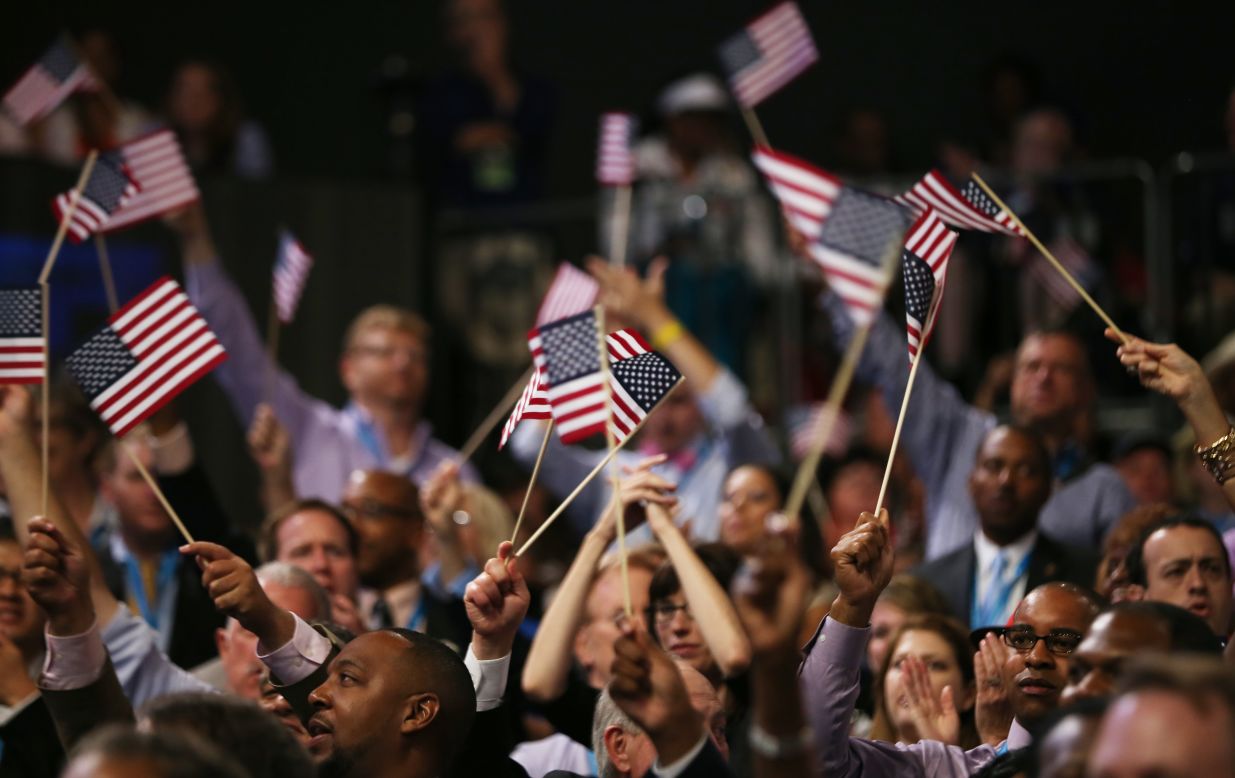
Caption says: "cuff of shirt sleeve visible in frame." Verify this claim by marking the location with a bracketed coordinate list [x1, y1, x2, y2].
[258, 614, 332, 686]
[653, 732, 708, 778]
[146, 421, 195, 475]
[464, 646, 510, 712]
[815, 617, 871, 666]
[40, 619, 105, 691]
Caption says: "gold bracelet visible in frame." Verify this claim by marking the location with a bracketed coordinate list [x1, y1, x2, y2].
[649, 319, 685, 351]
[1196, 426, 1235, 485]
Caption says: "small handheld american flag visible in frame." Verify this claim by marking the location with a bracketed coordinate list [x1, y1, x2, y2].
[717, 2, 817, 108]
[608, 350, 682, 444]
[64, 277, 226, 437]
[51, 153, 139, 243]
[0, 289, 46, 385]
[596, 113, 637, 187]
[896, 170, 1024, 236]
[536, 263, 600, 327]
[752, 145, 842, 241]
[499, 367, 551, 450]
[529, 311, 608, 444]
[901, 209, 957, 361]
[97, 130, 201, 233]
[2, 34, 98, 126]
[273, 229, 314, 324]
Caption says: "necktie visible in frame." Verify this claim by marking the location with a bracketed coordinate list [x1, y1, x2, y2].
[371, 597, 394, 629]
[976, 550, 1011, 627]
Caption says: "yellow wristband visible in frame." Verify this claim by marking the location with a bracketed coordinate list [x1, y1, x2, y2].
[650, 319, 685, 350]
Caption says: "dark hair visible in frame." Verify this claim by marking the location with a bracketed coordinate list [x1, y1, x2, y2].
[0, 517, 16, 544]
[876, 574, 953, 618]
[975, 424, 1052, 478]
[646, 543, 741, 637]
[69, 725, 248, 778]
[383, 628, 476, 768]
[1102, 601, 1224, 655]
[1124, 515, 1232, 586]
[258, 498, 358, 562]
[1024, 697, 1111, 775]
[140, 693, 313, 778]
[869, 613, 980, 748]
[817, 447, 885, 494]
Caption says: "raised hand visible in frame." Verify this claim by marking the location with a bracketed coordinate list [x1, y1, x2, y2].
[609, 618, 702, 765]
[973, 633, 1014, 746]
[1109, 330, 1210, 407]
[181, 541, 292, 648]
[587, 255, 672, 331]
[901, 655, 960, 745]
[617, 455, 679, 535]
[829, 510, 895, 627]
[248, 403, 291, 473]
[464, 541, 531, 659]
[421, 460, 465, 535]
[731, 518, 811, 658]
[22, 517, 93, 636]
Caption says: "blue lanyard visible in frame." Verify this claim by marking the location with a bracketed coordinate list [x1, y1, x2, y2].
[971, 551, 1032, 628]
[124, 548, 180, 630]
[350, 406, 389, 468]
[586, 748, 598, 776]
[405, 595, 428, 632]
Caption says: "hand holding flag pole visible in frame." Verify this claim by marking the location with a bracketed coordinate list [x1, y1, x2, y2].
[593, 304, 634, 618]
[969, 173, 1127, 343]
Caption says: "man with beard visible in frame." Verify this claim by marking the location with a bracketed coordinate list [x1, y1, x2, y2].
[801, 509, 1101, 776]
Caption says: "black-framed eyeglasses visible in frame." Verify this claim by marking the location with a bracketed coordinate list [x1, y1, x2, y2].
[1000, 626, 1084, 656]
[646, 602, 693, 625]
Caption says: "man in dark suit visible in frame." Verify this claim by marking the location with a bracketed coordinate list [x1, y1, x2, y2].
[915, 425, 1098, 628]
[341, 470, 471, 651]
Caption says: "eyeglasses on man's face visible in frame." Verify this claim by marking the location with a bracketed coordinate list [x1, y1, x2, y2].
[1000, 626, 1084, 656]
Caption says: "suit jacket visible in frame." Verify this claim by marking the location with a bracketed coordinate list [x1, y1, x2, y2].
[544, 739, 732, 778]
[913, 532, 1098, 627]
[39, 657, 137, 754]
[0, 698, 66, 778]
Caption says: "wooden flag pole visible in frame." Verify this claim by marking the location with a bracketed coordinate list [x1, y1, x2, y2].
[516, 376, 685, 558]
[456, 365, 536, 466]
[510, 421, 554, 545]
[94, 235, 119, 313]
[264, 296, 281, 406]
[740, 107, 771, 148]
[609, 185, 633, 269]
[122, 443, 195, 544]
[970, 173, 1127, 343]
[594, 305, 633, 617]
[40, 151, 100, 514]
[874, 348, 926, 517]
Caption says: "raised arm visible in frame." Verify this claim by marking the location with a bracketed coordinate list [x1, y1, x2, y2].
[1110, 329, 1235, 511]
[248, 402, 297, 514]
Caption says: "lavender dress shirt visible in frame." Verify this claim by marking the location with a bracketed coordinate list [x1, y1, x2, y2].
[186, 260, 475, 503]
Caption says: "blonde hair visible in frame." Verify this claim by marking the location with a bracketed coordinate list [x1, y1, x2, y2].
[343, 305, 431, 352]
[461, 483, 514, 563]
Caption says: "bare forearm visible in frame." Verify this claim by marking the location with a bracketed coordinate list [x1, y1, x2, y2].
[639, 306, 720, 392]
[522, 530, 609, 700]
[258, 467, 296, 514]
[752, 648, 813, 778]
[657, 522, 751, 674]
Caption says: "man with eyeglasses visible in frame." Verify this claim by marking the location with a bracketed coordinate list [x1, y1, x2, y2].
[341, 470, 471, 650]
[914, 425, 1097, 629]
[800, 509, 1102, 777]
[167, 203, 477, 505]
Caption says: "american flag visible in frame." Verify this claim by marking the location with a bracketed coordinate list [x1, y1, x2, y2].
[902, 209, 957, 361]
[97, 130, 200, 233]
[895, 170, 1024, 236]
[596, 113, 637, 186]
[273, 229, 314, 323]
[51, 152, 139, 243]
[787, 403, 851, 460]
[0, 289, 45, 385]
[498, 367, 551, 450]
[717, 2, 818, 108]
[752, 145, 841, 241]
[1026, 235, 1099, 311]
[536, 263, 599, 326]
[608, 350, 682, 444]
[2, 35, 98, 126]
[812, 188, 912, 326]
[64, 277, 226, 437]
[529, 311, 608, 443]
[606, 328, 650, 361]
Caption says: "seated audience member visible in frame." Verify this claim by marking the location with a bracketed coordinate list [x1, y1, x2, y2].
[1093, 503, 1176, 599]
[187, 534, 558, 777]
[869, 614, 980, 749]
[166, 202, 476, 504]
[165, 59, 274, 178]
[1059, 601, 1222, 706]
[521, 490, 664, 745]
[196, 561, 333, 697]
[61, 726, 248, 778]
[802, 509, 1102, 776]
[914, 426, 1098, 628]
[1087, 656, 1235, 778]
[508, 259, 779, 542]
[341, 470, 471, 647]
[1123, 515, 1233, 637]
[823, 280, 1135, 558]
[1111, 432, 1177, 506]
[257, 497, 365, 633]
[1025, 698, 1109, 778]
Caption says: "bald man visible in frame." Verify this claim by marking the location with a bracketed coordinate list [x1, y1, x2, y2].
[342, 470, 470, 651]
